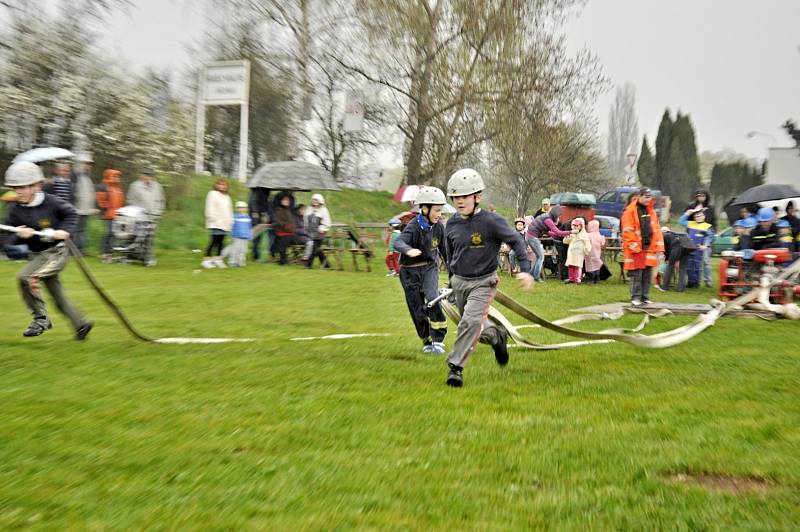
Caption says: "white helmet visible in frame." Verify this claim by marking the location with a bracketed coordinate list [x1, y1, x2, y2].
[415, 186, 446, 205]
[5, 162, 44, 187]
[446, 168, 484, 197]
[311, 193, 325, 205]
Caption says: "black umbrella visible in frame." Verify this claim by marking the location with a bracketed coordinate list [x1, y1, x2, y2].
[729, 183, 800, 206]
[724, 183, 800, 222]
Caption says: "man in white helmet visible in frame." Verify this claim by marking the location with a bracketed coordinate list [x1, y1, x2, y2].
[2, 162, 93, 339]
[393, 186, 449, 354]
[443, 168, 533, 387]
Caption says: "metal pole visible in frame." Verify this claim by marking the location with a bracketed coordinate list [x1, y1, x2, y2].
[195, 67, 206, 174]
[238, 60, 251, 183]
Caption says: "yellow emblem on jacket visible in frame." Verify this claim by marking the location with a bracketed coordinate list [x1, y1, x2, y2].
[471, 233, 483, 246]
[431, 237, 439, 248]
[38, 219, 51, 228]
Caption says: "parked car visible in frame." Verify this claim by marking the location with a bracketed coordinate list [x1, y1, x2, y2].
[711, 226, 736, 256]
[595, 186, 667, 222]
[594, 215, 620, 238]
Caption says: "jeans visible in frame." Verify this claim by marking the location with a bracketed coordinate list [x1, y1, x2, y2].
[702, 246, 713, 286]
[629, 267, 652, 301]
[526, 236, 545, 280]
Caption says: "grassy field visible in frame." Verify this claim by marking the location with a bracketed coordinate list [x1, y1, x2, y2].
[0, 249, 798, 529]
[1, 182, 798, 528]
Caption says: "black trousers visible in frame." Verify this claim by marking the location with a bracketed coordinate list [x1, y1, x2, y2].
[206, 232, 225, 256]
[307, 238, 326, 267]
[276, 234, 298, 265]
[399, 263, 447, 344]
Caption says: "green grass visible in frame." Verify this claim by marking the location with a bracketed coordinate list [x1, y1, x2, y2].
[0, 249, 798, 529]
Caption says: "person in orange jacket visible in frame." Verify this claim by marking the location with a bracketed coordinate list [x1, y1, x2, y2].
[96, 169, 125, 261]
[621, 186, 664, 306]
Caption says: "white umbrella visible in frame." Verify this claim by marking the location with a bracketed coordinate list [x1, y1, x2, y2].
[13, 147, 74, 163]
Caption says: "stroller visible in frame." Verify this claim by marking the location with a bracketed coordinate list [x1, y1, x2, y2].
[111, 205, 156, 265]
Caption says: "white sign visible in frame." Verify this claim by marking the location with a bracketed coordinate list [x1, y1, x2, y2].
[196, 60, 251, 182]
[343, 90, 365, 132]
[202, 62, 248, 104]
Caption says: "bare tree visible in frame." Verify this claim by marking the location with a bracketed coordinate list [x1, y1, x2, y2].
[607, 82, 639, 182]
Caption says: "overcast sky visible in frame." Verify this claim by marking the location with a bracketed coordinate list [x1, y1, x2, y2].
[27, 0, 800, 161]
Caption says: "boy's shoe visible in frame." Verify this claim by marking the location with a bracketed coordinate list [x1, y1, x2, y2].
[446, 363, 463, 387]
[643, 299, 653, 305]
[631, 299, 643, 307]
[201, 259, 215, 269]
[430, 342, 446, 354]
[75, 321, 93, 341]
[491, 328, 509, 366]
[422, 344, 434, 353]
[23, 317, 52, 337]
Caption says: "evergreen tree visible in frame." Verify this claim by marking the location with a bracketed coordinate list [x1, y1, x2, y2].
[671, 112, 701, 209]
[654, 109, 673, 193]
[637, 135, 656, 187]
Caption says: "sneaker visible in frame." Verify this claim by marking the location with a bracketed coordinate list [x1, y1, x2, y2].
[385, 272, 394, 277]
[422, 344, 434, 353]
[630, 299, 643, 307]
[201, 259, 215, 269]
[23, 318, 52, 337]
[491, 328, 509, 366]
[446, 363, 463, 387]
[214, 259, 227, 269]
[430, 342, 446, 354]
[75, 321, 93, 341]
[643, 299, 653, 305]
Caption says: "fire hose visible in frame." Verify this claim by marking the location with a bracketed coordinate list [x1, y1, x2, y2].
[438, 257, 800, 350]
[1, 224, 253, 344]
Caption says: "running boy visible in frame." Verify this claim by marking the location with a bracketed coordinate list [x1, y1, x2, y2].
[393, 186, 449, 354]
[2, 162, 93, 339]
[444, 169, 533, 387]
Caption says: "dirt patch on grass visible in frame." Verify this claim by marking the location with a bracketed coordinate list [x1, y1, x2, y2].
[664, 472, 773, 494]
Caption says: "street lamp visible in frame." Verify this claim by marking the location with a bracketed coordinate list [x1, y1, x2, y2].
[745, 130, 778, 145]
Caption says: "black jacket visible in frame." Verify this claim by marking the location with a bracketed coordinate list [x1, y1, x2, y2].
[3, 193, 77, 252]
[394, 215, 446, 267]
[445, 209, 530, 277]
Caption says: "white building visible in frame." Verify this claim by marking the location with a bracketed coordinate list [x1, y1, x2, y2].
[767, 147, 800, 187]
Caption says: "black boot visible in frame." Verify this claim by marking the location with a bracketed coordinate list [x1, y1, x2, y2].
[491, 327, 509, 366]
[75, 321, 94, 341]
[23, 317, 52, 337]
[446, 363, 463, 387]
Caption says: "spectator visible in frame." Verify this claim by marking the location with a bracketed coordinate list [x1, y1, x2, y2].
[563, 217, 591, 283]
[733, 217, 756, 251]
[303, 193, 331, 269]
[585, 219, 607, 284]
[384, 218, 402, 276]
[660, 227, 692, 292]
[533, 198, 551, 218]
[273, 194, 298, 265]
[226, 201, 252, 267]
[621, 187, 664, 306]
[44, 162, 74, 205]
[202, 178, 232, 268]
[782, 201, 800, 250]
[685, 189, 716, 227]
[678, 207, 714, 289]
[72, 154, 97, 255]
[525, 206, 571, 282]
[127, 169, 165, 266]
[248, 187, 270, 261]
[507, 217, 528, 273]
[95, 169, 125, 262]
[751, 207, 779, 250]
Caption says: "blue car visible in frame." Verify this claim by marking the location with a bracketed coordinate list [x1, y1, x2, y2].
[594, 215, 620, 238]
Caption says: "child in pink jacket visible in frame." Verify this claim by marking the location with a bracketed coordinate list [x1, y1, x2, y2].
[585, 219, 607, 284]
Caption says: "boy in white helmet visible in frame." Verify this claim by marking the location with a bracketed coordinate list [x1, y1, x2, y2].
[444, 168, 533, 387]
[1, 162, 93, 339]
[393, 186, 449, 353]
